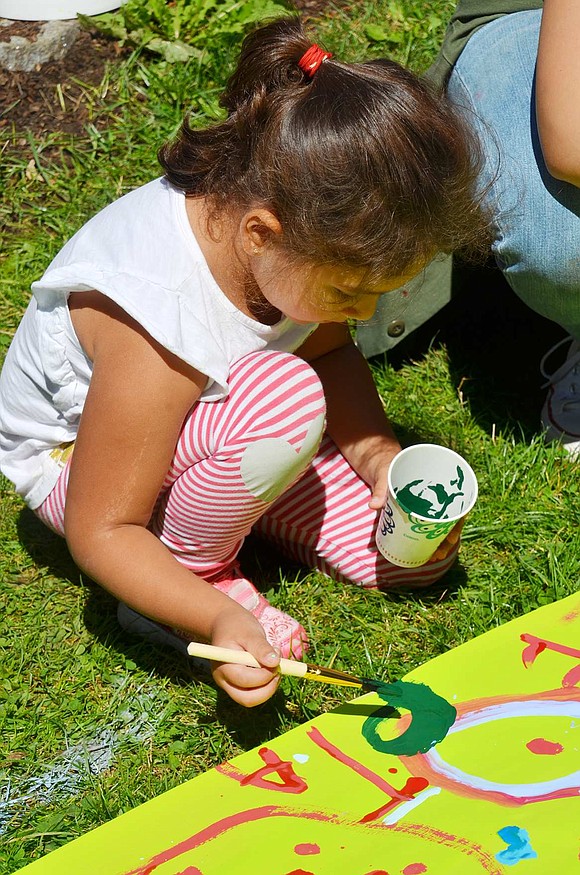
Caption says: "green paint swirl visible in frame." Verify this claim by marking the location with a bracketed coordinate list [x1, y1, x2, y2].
[362, 680, 456, 756]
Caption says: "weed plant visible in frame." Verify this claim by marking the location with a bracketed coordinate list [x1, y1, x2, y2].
[0, 1, 577, 870]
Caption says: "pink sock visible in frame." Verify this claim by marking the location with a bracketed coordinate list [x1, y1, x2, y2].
[213, 566, 308, 660]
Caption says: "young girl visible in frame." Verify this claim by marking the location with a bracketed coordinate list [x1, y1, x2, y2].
[0, 17, 488, 708]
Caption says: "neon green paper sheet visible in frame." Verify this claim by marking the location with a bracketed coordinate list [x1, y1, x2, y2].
[16, 593, 580, 874]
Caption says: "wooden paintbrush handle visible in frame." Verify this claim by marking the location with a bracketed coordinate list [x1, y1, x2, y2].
[186, 642, 308, 678]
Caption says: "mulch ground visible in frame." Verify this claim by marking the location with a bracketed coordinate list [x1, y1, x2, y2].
[1, 24, 129, 138]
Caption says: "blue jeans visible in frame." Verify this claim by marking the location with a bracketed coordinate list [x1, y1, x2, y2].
[447, 9, 580, 341]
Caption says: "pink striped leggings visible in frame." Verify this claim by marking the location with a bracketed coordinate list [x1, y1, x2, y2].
[37, 350, 458, 589]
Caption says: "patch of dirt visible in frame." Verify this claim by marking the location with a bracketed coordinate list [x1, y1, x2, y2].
[0, 23, 126, 138]
[0, 19, 43, 41]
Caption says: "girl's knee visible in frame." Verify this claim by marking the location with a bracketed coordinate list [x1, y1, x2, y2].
[231, 348, 321, 382]
[228, 351, 326, 503]
[239, 408, 325, 503]
[229, 349, 326, 423]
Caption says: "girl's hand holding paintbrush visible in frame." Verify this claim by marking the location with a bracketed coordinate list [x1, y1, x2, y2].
[188, 642, 379, 692]
[209, 609, 283, 707]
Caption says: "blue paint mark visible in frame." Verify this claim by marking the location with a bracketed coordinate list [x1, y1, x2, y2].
[495, 826, 538, 866]
[293, 753, 309, 764]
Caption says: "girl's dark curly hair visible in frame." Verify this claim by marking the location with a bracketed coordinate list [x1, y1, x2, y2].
[159, 17, 491, 280]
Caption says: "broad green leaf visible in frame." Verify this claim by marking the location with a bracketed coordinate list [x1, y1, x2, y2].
[364, 23, 403, 43]
[77, 11, 127, 40]
[147, 38, 203, 63]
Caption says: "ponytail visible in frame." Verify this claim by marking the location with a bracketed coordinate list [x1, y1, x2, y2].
[159, 17, 491, 278]
[220, 17, 314, 112]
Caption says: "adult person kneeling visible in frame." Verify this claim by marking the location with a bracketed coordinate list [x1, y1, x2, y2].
[358, 1, 580, 459]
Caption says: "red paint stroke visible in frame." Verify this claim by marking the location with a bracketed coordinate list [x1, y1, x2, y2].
[307, 726, 430, 824]
[526, 737, 564, 755]
[122, 804, 504, 875]
[406, 757, 579, 807]
[123, 806, 336, 875]
[219, 726, 428, 825]
[383, 821, 502, 874]
[563, 664, 580, 688]
[403, 865, 427, 875]
[520, 633, 580, 668]
[360, 777, 429, 824]
[520, 636, 547, 667]
[364, 871, 390, 874]
[285, 870, 315, 875]
[307, 726, 416, 803]
[219, 747, 307, 794]
[562, 609, 579, 622]
[176, 869, 203, 874]
[388, 768, 398, 774]
[442, 685, 579, 714]
[294, 843, 320, 856]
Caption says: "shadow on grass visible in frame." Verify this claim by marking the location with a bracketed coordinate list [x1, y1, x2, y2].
[382, 261, 567, 442]
[16, 503, 469, 621]
[242, 532, 469, 599]
[15, 472, 469, 747]
[16, 504, 81, 586]
[15, 506, 299, 744]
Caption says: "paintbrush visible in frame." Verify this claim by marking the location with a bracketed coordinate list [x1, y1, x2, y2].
[186, 642, 384, 693]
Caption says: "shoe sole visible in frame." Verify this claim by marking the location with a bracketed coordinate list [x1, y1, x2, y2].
[117, 603, 211, 673]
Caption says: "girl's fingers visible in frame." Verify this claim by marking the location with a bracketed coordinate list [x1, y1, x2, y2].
[210, 619, 283, 704]
[427, 519, 465, 563]
[368, 476, 389, 510]
[212, 664, 281, 707]
[224, 676, 281, 708]
[213, 661, 278, 691]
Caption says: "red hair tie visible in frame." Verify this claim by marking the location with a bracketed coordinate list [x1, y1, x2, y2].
[298, 44, 332, 78]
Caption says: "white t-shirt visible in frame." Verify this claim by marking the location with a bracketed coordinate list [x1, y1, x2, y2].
[0, 178, 317, 508]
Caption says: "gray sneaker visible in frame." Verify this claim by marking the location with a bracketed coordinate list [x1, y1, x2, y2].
[540, 337, 580, 459]
[117, 603, 210, 673]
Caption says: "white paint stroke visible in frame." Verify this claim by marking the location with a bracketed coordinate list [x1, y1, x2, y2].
[382, 786, 442, 825]
[423, 700, 580, 797]
[0, 678, 167, 835]
[293, 753, 309, 764]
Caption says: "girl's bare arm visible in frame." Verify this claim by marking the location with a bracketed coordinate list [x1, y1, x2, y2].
[297, 322, 401, 508]
[298, 322, 460, 564]
[66, 292, 280, 705]
[536, 0, 580, 186]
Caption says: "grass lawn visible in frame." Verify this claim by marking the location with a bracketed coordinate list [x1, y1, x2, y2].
[0, 1, 578, 871]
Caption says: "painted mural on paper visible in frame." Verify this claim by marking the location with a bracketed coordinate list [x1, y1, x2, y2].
[16, 593, 580, 874]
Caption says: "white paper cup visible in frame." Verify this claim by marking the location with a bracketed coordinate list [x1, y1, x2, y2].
[375, 444, 478, 568]
[0, 1, 125, 20]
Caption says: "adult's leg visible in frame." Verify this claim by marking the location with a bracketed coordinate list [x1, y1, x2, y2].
[448, 9, 580, 340]
[447, 10, 580, 454]
[255, 435, 459, 589]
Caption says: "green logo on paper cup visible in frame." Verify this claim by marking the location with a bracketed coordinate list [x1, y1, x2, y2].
[396, 465, 466, 520]
[409, 520, 455, 539]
